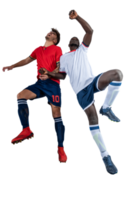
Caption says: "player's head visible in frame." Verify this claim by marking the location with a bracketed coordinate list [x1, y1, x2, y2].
[69, 37, 80, 50]
[45, 28, 60, 45]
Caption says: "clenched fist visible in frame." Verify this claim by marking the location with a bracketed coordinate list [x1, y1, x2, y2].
[39, 68, 48, 75]
[69, 10, 78, 20]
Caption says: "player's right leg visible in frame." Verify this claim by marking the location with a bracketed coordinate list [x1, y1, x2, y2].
[50, 103, 67, 163]
[85, 103, 118, 175]
[11, 89, 37, 144]
[16, 89, 37, 100]
[98, 69, 123, 122]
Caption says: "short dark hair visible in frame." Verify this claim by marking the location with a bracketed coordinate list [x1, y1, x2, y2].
[52, 28, 60, 45]
[69, 34, 80, 40]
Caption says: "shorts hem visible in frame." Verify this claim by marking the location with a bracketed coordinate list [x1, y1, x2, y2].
[83, 100, 95, 110]
[96, 73, 107, 93]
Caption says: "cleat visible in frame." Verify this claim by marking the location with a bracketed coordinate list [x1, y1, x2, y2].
[18, 140, 23, 145]
[57, 145, 68, 165]
[99, 106, 120, 122]
[108, 119, 119, 125]
[10, 126, 35, 147]
[27, 136, 35, 142]
[103, 155, 118, 175]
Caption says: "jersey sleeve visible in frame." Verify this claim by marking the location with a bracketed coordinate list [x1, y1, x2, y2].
[79, 42, 89, 53]
[30, 48, 38, 59]
[56, 47, 63, 66]
[59, 55, 67, 74]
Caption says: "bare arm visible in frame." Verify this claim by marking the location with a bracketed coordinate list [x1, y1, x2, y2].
[69, 10, 93, 46]
[39, 62, 67, 82]
[47, 71, 66, 80]
[12, 55, 36, 70]
[52, 57, 66, 79]
[76, 15, 93, 35]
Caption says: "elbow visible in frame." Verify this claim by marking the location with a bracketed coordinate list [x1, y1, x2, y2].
[87, 29, 93, 35]
[87, 24, 94, 34]
[91, 27, 94, 34]
[62, 75, 67, 82]
[61, 78, 66, 82]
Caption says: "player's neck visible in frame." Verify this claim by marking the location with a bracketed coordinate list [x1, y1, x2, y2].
[44, 40, 54, 47]
[70, 47, 77, 51]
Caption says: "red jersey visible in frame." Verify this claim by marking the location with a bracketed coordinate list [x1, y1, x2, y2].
[30, 45, 62, 84]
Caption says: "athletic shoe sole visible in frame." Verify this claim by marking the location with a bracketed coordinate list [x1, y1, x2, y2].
[11, 132, 35, 147]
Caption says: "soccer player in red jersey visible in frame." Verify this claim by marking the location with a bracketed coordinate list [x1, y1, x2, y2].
[2, 29, 67, 162]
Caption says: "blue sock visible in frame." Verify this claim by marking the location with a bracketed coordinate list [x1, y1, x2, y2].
[18, 99, 29, 129]
[54, 117, 65, 147]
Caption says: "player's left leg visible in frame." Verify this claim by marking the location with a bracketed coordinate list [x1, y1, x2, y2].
[50, 103, 62, 119]
[84, 103, 119, 176]
[50, 103, 67, 163]
[50, 103, 66, 147]
[98, 69, 123, 122]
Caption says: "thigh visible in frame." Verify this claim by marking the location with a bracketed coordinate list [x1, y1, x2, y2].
[50, 103, 61, 118]
[25, 82, 45, 100]
[85, 103, 98, 125]
[17, 89, 37, 100]
[98, 70, 117, 90]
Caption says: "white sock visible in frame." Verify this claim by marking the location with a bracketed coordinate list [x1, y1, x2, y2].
[102, 81, 122, 109]
[89, 125, 109, 158]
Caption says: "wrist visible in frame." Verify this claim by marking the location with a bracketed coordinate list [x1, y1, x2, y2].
[8, 63, 14, 70]
[75, 13, 82, 21]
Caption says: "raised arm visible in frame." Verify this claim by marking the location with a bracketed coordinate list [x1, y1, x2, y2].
[69, 10, 93, 46]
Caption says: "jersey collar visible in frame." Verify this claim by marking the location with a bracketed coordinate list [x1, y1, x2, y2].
[69, 49, 76, 53]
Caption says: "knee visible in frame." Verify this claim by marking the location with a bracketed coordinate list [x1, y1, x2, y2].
[114, 70, 123, 81]
[16, 91, 21, 99]
[52, 110, 61, 118]
[16, 89, 24, 99]
[85, 106, 99, 125]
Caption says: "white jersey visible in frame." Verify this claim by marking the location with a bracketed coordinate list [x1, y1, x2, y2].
[59, 42, 95, 94]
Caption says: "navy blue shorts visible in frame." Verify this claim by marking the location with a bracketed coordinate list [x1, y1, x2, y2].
[77, 73, 105, 110]
[25, 79, 61, 107]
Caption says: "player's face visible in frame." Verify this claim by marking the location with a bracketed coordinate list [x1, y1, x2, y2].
[45, 31, 57, 44]
[68, 36, 80, 51]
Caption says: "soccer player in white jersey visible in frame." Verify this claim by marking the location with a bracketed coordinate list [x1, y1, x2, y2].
[39, 10, 123, 174]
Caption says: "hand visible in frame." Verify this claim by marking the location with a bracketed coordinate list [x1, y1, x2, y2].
[39, 74, 49, 80]
[1, 64, 14, 74]
[39, 68, 48, 75]
[69, 10, 78, 20]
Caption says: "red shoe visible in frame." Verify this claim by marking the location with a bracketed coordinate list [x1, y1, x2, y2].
[11, 127, 34, 144]
[58, 147, 67, 163]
